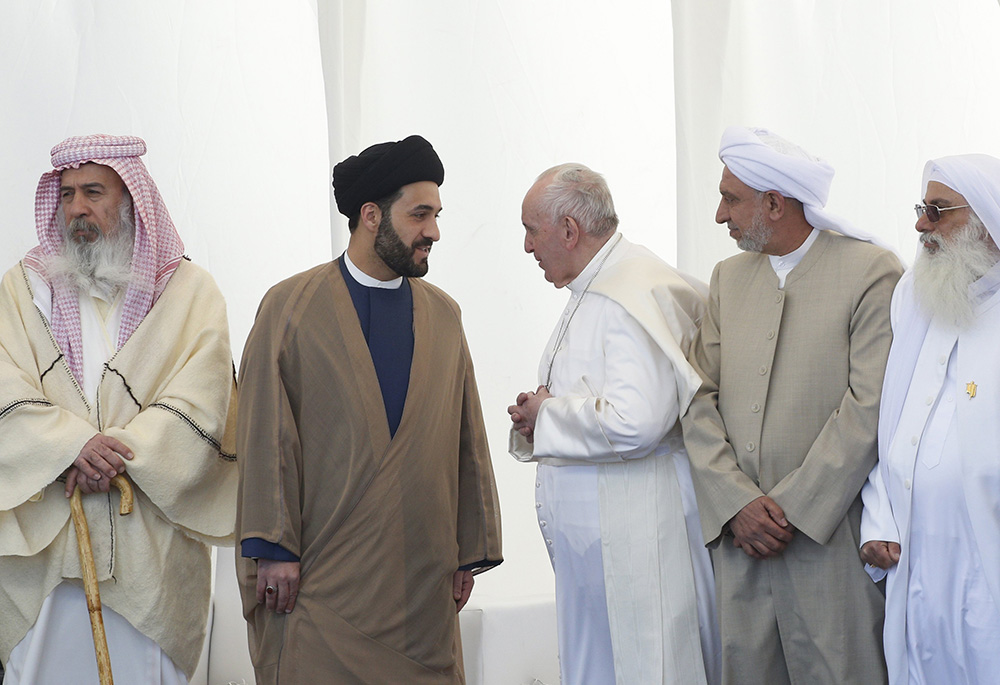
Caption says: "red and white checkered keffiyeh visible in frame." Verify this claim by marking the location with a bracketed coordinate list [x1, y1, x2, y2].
[23, 134, 185, 387]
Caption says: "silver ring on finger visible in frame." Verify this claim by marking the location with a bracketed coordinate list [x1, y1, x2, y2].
[266, 585, 276, 595]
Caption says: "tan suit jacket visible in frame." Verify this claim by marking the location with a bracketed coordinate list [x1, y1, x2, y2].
[682, 230, 902, 685]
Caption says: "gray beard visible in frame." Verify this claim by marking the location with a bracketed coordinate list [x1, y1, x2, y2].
[735, 207, 773, 253]
[912, 216, 1000, 329]
[44, 201, 136, 300]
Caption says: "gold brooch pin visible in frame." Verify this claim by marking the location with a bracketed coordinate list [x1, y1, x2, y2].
[966, 381, 977, 398]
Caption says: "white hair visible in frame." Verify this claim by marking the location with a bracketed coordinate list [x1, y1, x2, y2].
[535, 163, 619, 237]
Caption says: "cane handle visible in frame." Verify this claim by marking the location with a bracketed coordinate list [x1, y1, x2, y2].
[109, 474, 134, 515]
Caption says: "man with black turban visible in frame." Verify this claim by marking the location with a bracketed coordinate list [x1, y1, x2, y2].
[235, 135, 503, 683]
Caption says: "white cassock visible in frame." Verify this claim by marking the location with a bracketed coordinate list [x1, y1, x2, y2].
[861, 264, 1000, 685]
[3, 275, 186, 685]
[511, 234, 720, 685]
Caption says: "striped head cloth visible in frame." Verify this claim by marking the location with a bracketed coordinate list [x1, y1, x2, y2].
[24, 134, 185, 386]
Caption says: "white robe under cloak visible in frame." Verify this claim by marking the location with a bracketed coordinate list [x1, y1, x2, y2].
[861, 264, 1000, 684]
[510, 235, 720, 685]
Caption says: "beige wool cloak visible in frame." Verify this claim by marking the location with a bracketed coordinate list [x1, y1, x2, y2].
[236, 260, 503, 684]
[0, 259, 239, 678]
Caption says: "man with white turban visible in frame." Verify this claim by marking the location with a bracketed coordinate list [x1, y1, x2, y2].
[0, 135, 238, 684]
[860, 154, 1000, 684]
[681, 127, 902, 684]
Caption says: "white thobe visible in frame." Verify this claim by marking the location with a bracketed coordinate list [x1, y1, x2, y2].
[862, 264, 1000, 685]
[4, 276, 186, 685]
[511, 235, 718, 685]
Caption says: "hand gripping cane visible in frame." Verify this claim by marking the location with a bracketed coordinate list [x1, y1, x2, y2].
[69, 474, 134, 685]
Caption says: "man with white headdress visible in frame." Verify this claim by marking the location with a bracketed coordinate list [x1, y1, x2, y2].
[681, 127, 902, 684]
[508, 163, 719, 685]
[860, 154, 1000, 684]
[0, 135, 237, 684]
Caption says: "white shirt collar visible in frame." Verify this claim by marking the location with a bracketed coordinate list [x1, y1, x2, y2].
[343, 251, 403, 290]
[768, 228, 819, 288]
[88, 283, 119, 304]
[568, 233, 624, 293]
[769, 227, 819, 269]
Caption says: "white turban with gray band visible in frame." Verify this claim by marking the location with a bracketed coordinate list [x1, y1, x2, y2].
[719, 126, 882, 246]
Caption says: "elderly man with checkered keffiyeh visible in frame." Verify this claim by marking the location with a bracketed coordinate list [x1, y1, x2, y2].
[0, 135, 238, 684]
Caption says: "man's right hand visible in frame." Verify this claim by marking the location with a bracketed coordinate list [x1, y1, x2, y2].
[728, 496, 795, 559]
[257, 559, 301, 614]
[64, 434, 134, 497]
[859, 540, 900, 570]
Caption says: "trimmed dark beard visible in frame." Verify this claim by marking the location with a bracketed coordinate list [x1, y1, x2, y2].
[912, 215, 1000, 329]
[45, 199, 136, 298]
[373, 211, 432, 278]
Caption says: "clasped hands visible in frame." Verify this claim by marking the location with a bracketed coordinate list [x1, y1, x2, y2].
[507, 385, 552, 444]
[63, 433, 134, 497]
[728, 495, 796, 559]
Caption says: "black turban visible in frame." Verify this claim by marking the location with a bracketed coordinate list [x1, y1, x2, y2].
[332, 135, 445, 218]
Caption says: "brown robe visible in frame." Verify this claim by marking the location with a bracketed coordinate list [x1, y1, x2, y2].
[236, 260, 502, 684]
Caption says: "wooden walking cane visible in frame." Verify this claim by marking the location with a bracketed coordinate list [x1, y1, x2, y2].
[69, 474, 135, 685]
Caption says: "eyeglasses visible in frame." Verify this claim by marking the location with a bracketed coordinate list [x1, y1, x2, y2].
[914, 203, 970, 223]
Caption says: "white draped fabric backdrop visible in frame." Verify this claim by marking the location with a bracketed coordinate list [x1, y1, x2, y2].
[1, 1, 999, 682]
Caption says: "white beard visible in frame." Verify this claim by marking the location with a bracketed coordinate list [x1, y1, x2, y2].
[912, 216, 1000, 329]
[44, 201, 136, 300]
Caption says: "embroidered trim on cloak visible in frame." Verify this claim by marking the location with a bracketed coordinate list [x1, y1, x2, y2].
[0, 398, 55, 421]
[149, 402, 236, 461]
